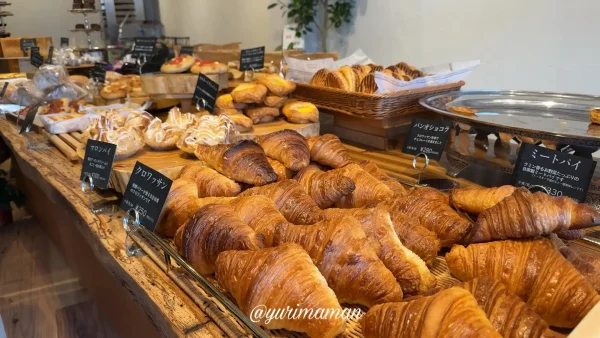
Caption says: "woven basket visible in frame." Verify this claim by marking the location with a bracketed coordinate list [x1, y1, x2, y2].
[292, 81, 465, 119]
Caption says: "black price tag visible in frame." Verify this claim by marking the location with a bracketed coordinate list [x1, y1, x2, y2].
[192, 73, 219, 113]
[92, 62, 107, 83]
[20, 38, 36, 53]
[120, 162, 173, 231]
[60, 37, 69, 47]
[179, 45, 193, 56]
[30, 46, 39, 56]
[240, 46, 265, 71]
[47, 46, 54, 64]
[30, 52, 44, 68]
[512, 143, 596, 202]
[80, 139, 117, 190]
[0, 82, 8, 101]
[132, 37, 157, 59]
[19, 105, 38, 134]
[402, 118, 452, 161]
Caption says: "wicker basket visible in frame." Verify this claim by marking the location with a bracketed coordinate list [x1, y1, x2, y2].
[292, 81, 465, 119]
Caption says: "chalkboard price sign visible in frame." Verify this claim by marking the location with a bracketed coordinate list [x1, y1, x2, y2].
[60, 37, 69, 47]
[120, 162, 173, 231]
[47, 46, 54, 64]
[192, 73, 219, 113]
[92, 62, 107, 83]
[240, 46, 265, 71]
[402, 118, 453, 160]
[512, 143, 596, 202]
[30, 46, 40, 56]
[30, 51, 44, 68]
[179, 45, 194, 56]
[132, 37, 157, 59]
[20, 38, 36, 53]
[80, 139, 117, 190]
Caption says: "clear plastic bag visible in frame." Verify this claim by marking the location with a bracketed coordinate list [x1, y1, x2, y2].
[33, 64, 69, 92]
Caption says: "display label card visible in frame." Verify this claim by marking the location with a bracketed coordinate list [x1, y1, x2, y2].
[92, 62, 107, 83]
[60, 37, 69, 47]
[30, 52, 44, 68]
[80, 139, 117, 190]
[512, 143, 596, 202]
[47, 46, 54, 64]
[402, 118, 452, 161]
[240, 46, 265, 71]
[0, 82, 9, 101]
[20, 38, 36, 53]
[120, 162, 173, 231]
[132, 37, 157, 59]
[19, 105, 38, 134]
[30, 46, 39, 56]
[192, 73, 218, 113]
[179, 45, 193, 55]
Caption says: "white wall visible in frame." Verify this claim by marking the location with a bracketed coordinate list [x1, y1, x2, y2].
[8, 0, 103, 50]
[160, 0, 600, 95]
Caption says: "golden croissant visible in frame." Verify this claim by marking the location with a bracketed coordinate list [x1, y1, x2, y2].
[156, 178, 197, 236]
[273, 215, 403, 307]
[359, 160, 407, 196]
[239, 180, 322, 225]
[465, 188, 600, 243]
[446, 239, 600, 328]
[410, 186, 449, 204]
[255, 129, 310, 171]
[361, 287, 501, 338]
[176, 204, 264, 275]
[449, 185, 516, 214]
[320, 208, 436, 295]
[306, 134, 352, 168]
[178, 164, 241, 197]
[194, 140, 277, 185]
[458, 277, 563, 338]
[215, 244, 346, 338]
[333, 163, 394, 208]
[266, 157, 293, 181]
[294, 164, 355, 208]
[551, 234, 600, 294]
[381, 192, 472, 247]
[228, 195, 289, 247]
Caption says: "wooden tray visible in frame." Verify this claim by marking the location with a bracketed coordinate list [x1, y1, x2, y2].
[140, 72, 229, 96]
[292, 81, 465, 119]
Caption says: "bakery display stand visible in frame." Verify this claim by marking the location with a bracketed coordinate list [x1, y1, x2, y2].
[0, 2, 12, 38]
[68, 8, 104, 53]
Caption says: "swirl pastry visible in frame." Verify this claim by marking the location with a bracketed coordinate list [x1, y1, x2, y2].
[165, 107, 198, 130]
[105, 110, 126, 128]
[124, 111, 153, 132]
[79, 116, 144, 160]
[176, 115, 234, 154]
[144, 118, 183, 151]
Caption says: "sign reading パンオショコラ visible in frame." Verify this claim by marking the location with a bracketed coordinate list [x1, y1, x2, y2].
[402, 118, 453, 161]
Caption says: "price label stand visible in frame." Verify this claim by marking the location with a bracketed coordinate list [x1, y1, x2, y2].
[15, 102, 50, 150]
[80, 174, 119, 215]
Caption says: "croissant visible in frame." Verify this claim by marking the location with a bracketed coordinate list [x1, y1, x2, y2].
[255, 129, 310, 171]
[306, 134, 352, 168]
[555, 229, 586, 240]
[361, 287, 501, 338]
[169, 196, 234, 242]
[320, 208, 436, 295]
[266, 157, 293, 181]
[178, 164, 241, 197]
[410, 186, 449, 205]
[458, 277, 562, 338]
[359, 160, 407, 196]
[379, 205, 441, 267]
[449, 185, 516, 215]
[446, 239, 600, 328]
[464, 188, 600, 243]
[228, 196, 289, 247]
[239, 180, 322, 225]
[551, 234, 600, 294]
[381, 193, 472, 247]
[194, 140, 277, 186]
[273, 216, 403, 307]
[177, 204, 264, 275]
[215, 244, 346, 337]
[294, 165, 355, 208]
[156, 178, 198, 236]
[333, 163, 394, 208]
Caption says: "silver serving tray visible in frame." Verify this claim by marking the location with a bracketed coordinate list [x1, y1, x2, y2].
[420, 90, 600, 147]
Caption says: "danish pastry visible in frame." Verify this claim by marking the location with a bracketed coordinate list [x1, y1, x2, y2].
[263, 95, 287, 108]
[245, 106, 280, 124]
[215, 94, 247, 110]
[256, 74, 296, 96]
[231, 83, 267, 104]
[282, 101, 319, 124]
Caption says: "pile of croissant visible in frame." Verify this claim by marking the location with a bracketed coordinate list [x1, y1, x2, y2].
[156, 129, 600, 337]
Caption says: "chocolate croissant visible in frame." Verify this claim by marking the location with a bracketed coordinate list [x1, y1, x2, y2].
[177, 204, 264, 275]
[306, 134, 352, 168]
[465, 188, 600, 243]
[239, 180, 322, 225]
[178, 164, 241, 197]
[333, 163, 394, 208]
[228, 195, 289, 247]
[449, 185, 516, 215]
[359, 160, 407, 196]
[255, 129, 310, 171]
[194, 140, 277, 185]
[273, 216, 403, 307]
[446, 239, 600, 328]
[361, 287, 501, 338]
[294, 164, 355, 209]
[320, 208, 436, 295]
[215, 244, 346, 337]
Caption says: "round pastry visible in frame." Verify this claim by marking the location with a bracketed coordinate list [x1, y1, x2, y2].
[79, 117, 144, 160]
[244, 106, 280, 124]
[145, 118, 183, 151]
[129, 86, 147, 98]
[105, 71, 122, 82]
[190, 60, 228, 75]
[263, 95, 287, 108]
[165, 107, 197, 129]
[257, 74, 296, 96]
[231, 83, 267, 104]
[282, 101, 319, 124]
[101, 82, 128, 99]
[68, 75, 89, 87]
[105, 110, 126, 128]
[590, 108, 600, 125]
[161, 54, 196, 73]
[176, 115, 234, 153]
[215, 94, 247, 110]
[125, 111, 153, 132]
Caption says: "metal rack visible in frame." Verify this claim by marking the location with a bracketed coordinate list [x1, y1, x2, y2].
[68, 8, 102, 50]
[0, 2, 11, 38]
